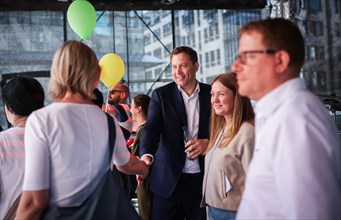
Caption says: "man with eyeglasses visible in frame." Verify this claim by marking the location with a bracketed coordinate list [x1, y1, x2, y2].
[232, 18, 340, 219]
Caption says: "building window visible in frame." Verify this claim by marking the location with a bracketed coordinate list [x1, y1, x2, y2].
[307, 46, 316, 61]
[191, 33, 196, 47]
[204, 28, 208, 43]
[163, 23, 172, 37]
[144, 34, 151, 45]
[182, 11, 194, 26]
[307, 46, 324, 60]
[198, 30, 202, 50]
[146, 70, 153, 79]
[216, 49, 221, 65]
[333, 0, 339, 13]
[337, 47, 341, 61]
[154, 48, 162, 59]
[316, 21, 323, 36]
[181, 36, 187, 45]
[203, 9, 217, 23]
[210, 50, 216, 66]
[153, 28, 161, 42]
[162, 10, 171, 17]
[307, 0, 322, 14]
[154, 67, 163, 77]
[205, 52, 209, 68]
[317, 46, 324, 60]
[164, 43, 172, 57]
[307, 20, 323, 36]
[336, 23, 341, 37]
[215, 23, 219, 39]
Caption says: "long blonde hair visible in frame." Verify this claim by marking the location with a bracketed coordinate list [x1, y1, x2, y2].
[48, 40, 101, 101]
[206, 72, 254, 153]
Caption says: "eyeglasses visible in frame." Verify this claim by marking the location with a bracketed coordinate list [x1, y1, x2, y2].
[108, 90, 126, 95]
[235, 50, 276, 64]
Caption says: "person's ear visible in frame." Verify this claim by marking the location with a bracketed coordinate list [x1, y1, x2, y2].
[274, 50, 290, 74]
[137, 106, 142, 113]
[194, 62, 199, 72]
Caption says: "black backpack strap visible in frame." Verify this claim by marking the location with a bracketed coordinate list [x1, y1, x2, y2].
[105, 113, 131, 196]
[106, 113, 116, 160]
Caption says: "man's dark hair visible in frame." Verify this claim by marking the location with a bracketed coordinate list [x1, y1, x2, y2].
[170, 46, 198, 64]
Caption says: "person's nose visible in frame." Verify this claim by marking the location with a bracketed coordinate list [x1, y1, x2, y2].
[211, 95, 218, 104]
[174, 66, 182, 75]
[231, 60, 242, 73]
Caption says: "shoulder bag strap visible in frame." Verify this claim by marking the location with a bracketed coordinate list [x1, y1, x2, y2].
[106, 113, 116, 160]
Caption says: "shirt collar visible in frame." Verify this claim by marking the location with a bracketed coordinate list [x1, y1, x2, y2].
[255, 77, 306, 117]
[177, 81, 200, 98]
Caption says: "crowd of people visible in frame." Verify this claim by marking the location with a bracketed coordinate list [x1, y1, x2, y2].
[0, 17, 340, 220]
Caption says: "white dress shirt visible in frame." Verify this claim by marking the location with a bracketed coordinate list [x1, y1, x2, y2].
[237, 78, 341, 219]
[179, 82, 201, 174]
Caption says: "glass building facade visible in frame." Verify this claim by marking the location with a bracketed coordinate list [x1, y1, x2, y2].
[0, 0, 340, 131]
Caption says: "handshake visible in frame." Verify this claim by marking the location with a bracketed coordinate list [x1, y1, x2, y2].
[136, 155, 152, 187]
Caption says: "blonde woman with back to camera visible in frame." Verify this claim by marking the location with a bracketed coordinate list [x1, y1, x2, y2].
[202, 72, 255, 220]
[15, 40, 148, 219]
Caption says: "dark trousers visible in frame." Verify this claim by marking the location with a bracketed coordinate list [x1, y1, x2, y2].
[152, 173, 206, 220]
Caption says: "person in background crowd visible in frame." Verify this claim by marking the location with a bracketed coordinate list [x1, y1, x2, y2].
[15, 40, 148, 219]
[103, 83, 133, 140]
[130, 94, 152, 220]
[139, 46, 211, 220]
[0, 77, 45, 219]
[232, 18, 341, 219]
[201, 72, 255, 220]
[103, 83, 136, 198]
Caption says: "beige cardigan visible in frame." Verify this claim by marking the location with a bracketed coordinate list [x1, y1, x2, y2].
[202, 122, 255, 211]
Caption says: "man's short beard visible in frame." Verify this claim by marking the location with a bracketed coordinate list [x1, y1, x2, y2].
[107, 99, 116, 105]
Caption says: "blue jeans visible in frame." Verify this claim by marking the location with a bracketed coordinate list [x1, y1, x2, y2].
[207, 205, 237, 220]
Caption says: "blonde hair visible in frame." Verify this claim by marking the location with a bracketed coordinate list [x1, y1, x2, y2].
[206, 72, 254, 153]
[48, 40, 101, 101]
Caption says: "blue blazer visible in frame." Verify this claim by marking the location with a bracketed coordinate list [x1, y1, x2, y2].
[140, 82, 211, 199]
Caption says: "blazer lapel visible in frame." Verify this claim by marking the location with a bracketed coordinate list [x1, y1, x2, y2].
[171, 83, 187, 127]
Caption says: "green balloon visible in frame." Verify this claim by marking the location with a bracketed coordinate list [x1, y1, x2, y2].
[67, 0, 96, 40]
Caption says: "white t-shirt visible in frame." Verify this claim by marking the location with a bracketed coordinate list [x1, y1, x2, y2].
[237, 78, 341, 219]
[23, 102, 130, 207]
[0, 127, 25, 219]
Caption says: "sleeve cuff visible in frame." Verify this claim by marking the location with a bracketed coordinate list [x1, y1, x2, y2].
[141, 154, 154, 164]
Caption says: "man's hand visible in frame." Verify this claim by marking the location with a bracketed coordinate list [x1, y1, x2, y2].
[136, 155, 152, 187]
[184, 138, 209, 159]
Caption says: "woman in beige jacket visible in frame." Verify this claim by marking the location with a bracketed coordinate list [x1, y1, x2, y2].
[202, 72, 255, 220]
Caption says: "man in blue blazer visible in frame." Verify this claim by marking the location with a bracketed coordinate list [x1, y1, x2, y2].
[140, 46, 211, 220]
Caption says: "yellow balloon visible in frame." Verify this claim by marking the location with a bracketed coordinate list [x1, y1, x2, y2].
[99, 53, 125, 88]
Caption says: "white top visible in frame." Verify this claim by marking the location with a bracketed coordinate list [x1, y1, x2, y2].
[237, 78, 341, 219]
[179, 82, 201, 173]
[0, 127, 25, 219]
[23, 102, 130, 207]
